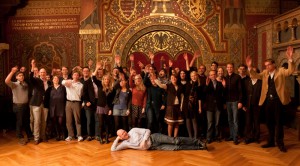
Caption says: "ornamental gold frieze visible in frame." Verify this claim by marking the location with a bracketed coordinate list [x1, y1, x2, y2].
[179, 0, 217, 25]
[129, 31, 193, 58]
[110, 0, 147, 24]
[16, 7, 81, 16]
[22, 0, 80, 8]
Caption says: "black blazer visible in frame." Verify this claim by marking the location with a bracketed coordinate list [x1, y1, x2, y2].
[224, 72, 242, 103]
[29, 72, 51, 106]
[241, 75, 251, 106]
[143, 74, 166, 111]
[204, 80, 224, 112]
[92, 76, 116, 109]
[82, 78, 97, 107]
[182, 81, 201, 111]
[166, 83, 183, 106]
[246, 79, 262, 109]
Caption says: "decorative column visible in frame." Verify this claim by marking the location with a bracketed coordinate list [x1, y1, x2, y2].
[290, 24, 296, 41]
[80, 29, 101, 70]
[224, 27, 246, 68]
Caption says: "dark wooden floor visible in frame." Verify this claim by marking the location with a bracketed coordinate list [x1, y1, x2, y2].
[0, 125, 299, 166]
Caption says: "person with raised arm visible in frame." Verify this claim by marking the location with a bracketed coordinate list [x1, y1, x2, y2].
[62, 70, 84, 142]
[245, 46, 295, 152]
[5, 66, 32, 145]
[155, 74, 184, 137]
[29, 59, 51, 144]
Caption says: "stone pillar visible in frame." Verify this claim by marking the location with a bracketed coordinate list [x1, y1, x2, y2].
[224, 28, 246, 67]
[290, 24, 296, 41]
[80, 29, 101, 70]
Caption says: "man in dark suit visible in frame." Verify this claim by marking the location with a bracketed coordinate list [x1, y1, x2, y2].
[238, 64, 250, 138]
[246, 46, 295, 152]
[29, 59, 51, 144]
[205, 70, 225, 143]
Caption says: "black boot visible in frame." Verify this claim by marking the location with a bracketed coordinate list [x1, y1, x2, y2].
[105, 134, 110, 144]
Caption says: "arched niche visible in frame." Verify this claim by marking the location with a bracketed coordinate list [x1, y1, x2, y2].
[113, 15, 213, 67]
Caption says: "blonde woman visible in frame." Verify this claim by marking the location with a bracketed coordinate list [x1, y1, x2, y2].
[182, 71, 202, 139]
[129, 73, 147, 128]
[92, 74, 116, 144]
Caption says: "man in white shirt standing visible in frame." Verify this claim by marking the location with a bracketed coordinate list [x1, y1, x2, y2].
[62, 70, 84, 142]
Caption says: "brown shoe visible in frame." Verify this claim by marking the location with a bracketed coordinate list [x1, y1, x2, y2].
[34, 140, 40, 145]
[18, 138, 27, 146]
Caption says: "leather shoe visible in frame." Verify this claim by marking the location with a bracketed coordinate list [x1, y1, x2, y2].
[254, 139, 260, 144]
[207, 139, 212, 144]
[234, 140, 239, 145]
[86, 136, 92, 141]
[225, 137, 233, 141]
[34, 140, 40, 145]
[244, 139, 253, 145]
[261, 143, 275, 148]
[278, 145, 287, 152]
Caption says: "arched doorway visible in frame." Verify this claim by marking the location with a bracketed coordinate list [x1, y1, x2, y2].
[114, 15, 213, 72]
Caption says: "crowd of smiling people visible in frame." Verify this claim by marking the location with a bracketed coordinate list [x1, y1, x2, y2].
[5, 47, 295, 152]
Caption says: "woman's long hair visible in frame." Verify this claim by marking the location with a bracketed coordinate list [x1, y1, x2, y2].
[102, 74, 113, 93]
[134, 74, 146, 91]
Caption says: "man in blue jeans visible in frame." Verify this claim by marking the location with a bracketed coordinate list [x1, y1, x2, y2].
[111, 128, 207, 151]
[5, 66, 32, 145]
[224, 63, 243, 145]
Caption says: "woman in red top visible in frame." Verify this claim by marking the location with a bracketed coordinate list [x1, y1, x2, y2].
[129, 73, 147, 128]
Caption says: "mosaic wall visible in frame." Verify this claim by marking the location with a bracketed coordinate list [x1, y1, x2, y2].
[93, 0, 235, 69]
[3, 0, 286, 95]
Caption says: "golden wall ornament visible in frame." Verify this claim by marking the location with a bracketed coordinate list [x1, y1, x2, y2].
[113, 15, 216, 66]
[179, 0, 215, 25]
[189, 0, 206, 20]
[80, 34, 100, 69]
[129, 31, 193, 57]
[101, 13, 123, 51]
[111, 0, 146, 24]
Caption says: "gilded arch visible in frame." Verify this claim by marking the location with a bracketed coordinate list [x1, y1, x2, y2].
[113, 15, 213, 66]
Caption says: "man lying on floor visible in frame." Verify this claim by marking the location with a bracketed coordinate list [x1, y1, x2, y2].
[111, 128, 207, 151]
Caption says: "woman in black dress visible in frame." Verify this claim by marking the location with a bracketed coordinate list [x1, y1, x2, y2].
[49, 75, 66, 140]
[155, 74, 184, 137]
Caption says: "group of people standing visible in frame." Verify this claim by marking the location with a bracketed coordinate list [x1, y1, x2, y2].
[5, 46, 295, 153]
